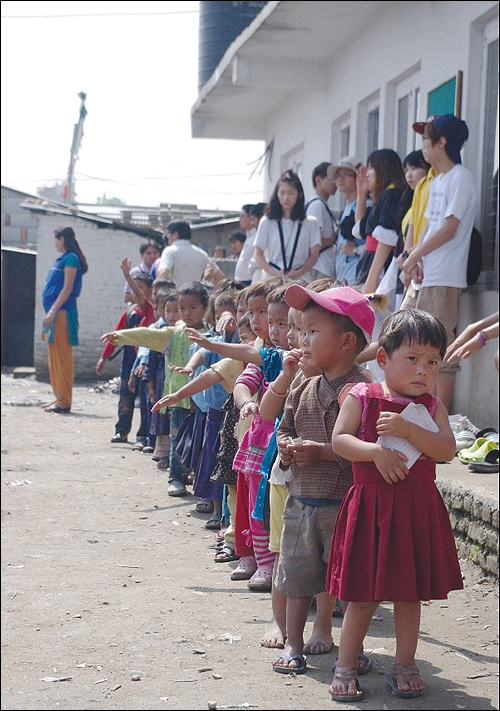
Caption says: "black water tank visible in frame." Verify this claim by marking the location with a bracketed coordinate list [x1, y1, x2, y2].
[198, 1, 268, 90]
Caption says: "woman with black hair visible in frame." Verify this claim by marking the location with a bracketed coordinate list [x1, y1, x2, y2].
[42, 227, 88, 413]
[253, 170, 321, 282]
[354, 149, 406, 295]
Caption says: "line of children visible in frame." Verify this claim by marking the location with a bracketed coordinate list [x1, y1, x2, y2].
[100, 269, 463, 703]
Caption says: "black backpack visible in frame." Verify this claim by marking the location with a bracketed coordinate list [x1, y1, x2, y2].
[467, 227, 483, 286]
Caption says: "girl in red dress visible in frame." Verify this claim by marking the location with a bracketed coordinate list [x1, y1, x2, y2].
[328, 309, 462, 702]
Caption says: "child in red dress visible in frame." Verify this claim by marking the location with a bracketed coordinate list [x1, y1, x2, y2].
[328, 308, 462, 702]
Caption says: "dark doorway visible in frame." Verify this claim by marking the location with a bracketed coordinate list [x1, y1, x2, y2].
[1, 248, 36, 366]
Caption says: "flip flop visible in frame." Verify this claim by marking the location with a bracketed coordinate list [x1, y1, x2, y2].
[330, 665, 363, 702]
[196, 498, 214, 514]
[214, 545, 240, 563]
[468, 449, 499, 473]
[272, 653, 307, 674]
[385, 664, 425, 698]
[205, 514, 221, 530]
[333, 653, 372, 676]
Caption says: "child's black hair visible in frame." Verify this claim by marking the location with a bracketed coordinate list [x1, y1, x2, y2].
[177, 281, 209, 308]
[237, 312, 252, 332]
[266, 283, 290, 306]
[246, 277, 291, 302]
[214, 292, 238, 314]
[378, 309, 447, 359]
[134, 273, 153, 288]
[308, 277, 347, 292]
[214, 278, 247, 295]
[153, 278, 176, 292]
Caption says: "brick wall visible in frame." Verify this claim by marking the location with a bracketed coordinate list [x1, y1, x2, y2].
[436, 481, 499, 579]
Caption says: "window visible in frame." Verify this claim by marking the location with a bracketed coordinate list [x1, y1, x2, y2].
[331, 111, 351, 165]
[367, 108, 379, 155]
[280, 142, 304, 181]
[357, 92, 379, 160]
[478, 23, 499, 277]
[340, 126, 350, 157]
[390, 67, 421, 159]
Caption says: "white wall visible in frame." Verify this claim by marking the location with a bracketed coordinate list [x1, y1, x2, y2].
[34, 213, 153, 381]
[262, 1, 497, 198]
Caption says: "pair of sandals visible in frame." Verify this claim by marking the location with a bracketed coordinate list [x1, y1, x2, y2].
[331, 662, 424, 702]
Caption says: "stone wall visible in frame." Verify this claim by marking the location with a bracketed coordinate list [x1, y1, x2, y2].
[436, 481, 499, 579]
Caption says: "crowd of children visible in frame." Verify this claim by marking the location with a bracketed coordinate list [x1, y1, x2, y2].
[96, 122, 473, 700]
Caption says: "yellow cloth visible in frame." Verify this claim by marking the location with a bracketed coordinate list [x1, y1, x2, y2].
[210, 358, 244, 393]
[47, 310, 74, 408]
[409, 168, 435, 243]
[401, 207, 412, 241]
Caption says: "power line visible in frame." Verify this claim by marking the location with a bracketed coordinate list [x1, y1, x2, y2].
[1, 10, 198, 19]
[75, 171, 261, 182]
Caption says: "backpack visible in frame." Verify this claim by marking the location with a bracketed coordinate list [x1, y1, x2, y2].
[467, 227, 483, 286]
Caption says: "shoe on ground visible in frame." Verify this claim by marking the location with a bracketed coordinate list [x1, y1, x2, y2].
[142, 445, 154, 454]
[454, 430, 477, 453]
[468, 449, 499, 473]
[44, 404, 71, 414]
[247, 565, 273, 591]
[111, 433, 128, 443]
[449, 414, 479, 436]
[132, 441, 144, 451]
[168, 480, 187, 497]
[230, 556, 257, 580]
[458, 438, 498, 464]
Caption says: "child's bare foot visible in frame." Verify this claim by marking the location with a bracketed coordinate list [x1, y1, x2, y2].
[303, 630, 333, 655]
[260, 620, 285, 648]
[330, 666, 363, 701]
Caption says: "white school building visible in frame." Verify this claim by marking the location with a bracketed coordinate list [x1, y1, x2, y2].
[191, 0, 499, 427]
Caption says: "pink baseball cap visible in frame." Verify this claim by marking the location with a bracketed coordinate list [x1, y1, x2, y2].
[285, 284, 375, 344]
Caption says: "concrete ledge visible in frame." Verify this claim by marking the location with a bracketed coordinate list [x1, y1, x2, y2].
[436, 459, 499, 580]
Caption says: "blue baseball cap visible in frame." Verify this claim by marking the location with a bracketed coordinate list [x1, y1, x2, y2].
[413, 115, 469, 164]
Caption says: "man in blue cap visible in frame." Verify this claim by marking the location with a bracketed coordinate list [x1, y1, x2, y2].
[400, 115, 476, 409]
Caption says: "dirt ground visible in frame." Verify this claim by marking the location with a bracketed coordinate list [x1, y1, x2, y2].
[1, 371, 498, 711]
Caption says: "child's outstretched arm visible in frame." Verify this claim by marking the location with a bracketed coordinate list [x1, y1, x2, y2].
[100, 326, 172, 352]
[170, 349, 206, 377]
[185, 327, 264, 365]
[152, 368, 223, 412]
[332, 394, 409, 484]
[120, 257, 146, 307]
[375, 400, 455, 462]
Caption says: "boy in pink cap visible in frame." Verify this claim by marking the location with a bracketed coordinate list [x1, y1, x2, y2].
[271, 285, 375, 675]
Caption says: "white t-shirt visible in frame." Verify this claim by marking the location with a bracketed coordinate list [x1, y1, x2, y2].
[158, 239, 211, 288]
[254, 215, 320, 276]
[306, 195, 337, 276]
[234, 228, 256, 282]
[420, 164, 476, 288]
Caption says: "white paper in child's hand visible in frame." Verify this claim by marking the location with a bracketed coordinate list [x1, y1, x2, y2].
[377, 402, 439, 469]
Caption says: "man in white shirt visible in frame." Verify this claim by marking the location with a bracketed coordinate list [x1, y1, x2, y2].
[401, 115, 476, 409]
[157, 221, 223, 288]
[306, 162, 338, 278]
[233, 204, 256, 285]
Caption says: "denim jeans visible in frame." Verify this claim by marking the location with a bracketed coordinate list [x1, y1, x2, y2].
[169, 406, 190, 483]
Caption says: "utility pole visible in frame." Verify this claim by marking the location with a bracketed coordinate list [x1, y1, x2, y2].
[64, 92, 87, 206]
